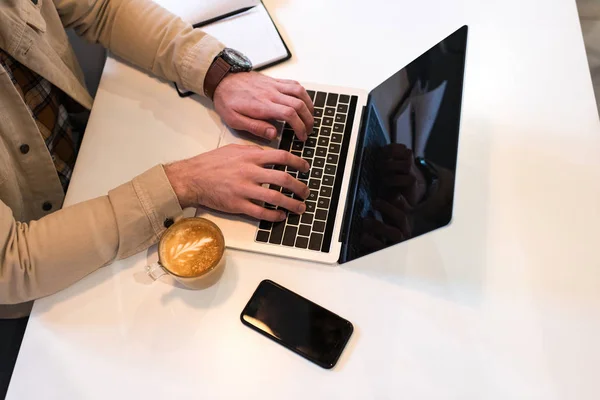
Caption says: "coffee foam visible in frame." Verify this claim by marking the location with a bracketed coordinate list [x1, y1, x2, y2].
[159, 219, 224, 278]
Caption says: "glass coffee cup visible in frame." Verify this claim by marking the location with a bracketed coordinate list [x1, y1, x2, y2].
[146, 217, 226, 289]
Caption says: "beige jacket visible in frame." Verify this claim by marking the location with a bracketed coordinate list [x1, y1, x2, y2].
[0, 0, 225, 318]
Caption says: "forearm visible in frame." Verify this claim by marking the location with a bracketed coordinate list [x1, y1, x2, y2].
[0, 165, 182, 304]
[54, 0, 225, 95]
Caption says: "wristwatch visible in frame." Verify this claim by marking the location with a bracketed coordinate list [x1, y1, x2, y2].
[203, 48, 253, 99]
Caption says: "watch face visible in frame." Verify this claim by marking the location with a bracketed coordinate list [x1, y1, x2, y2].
[222, 48, 253, 72]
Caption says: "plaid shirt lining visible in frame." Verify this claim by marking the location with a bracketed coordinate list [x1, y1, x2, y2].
[0, 48, 78, 193]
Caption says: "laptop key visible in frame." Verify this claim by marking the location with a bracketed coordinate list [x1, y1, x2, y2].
[314, 118, 321, 128]
[320, 186, 332, 197]
[315, 92, 327, 107]
[325, 107, 336, 117]
[339, 94, 350, 103]
[309, 232, 324, 251]
[316, 147, 327, 157]
[303, 148, 315, 158]
[288, 214, 300, 225]
[292, 141, 304, 151]
[299, 170, 310, 180]
[256, 230, 270, 243]
[298, 224, 311, 237]
[337, 103, 348, 113]
[313, 221, 326, 232]
[313, 157, 325, 168]
[311, 168, 323, 179]
[318, 137, 329, 147]
[274, 165, 286, 171]
[308, 190, 318, 201]
[322, 175, 334, 186]
[282, 226, 298, 247]
[311, 127, 319, 136]
[324, 165, 336, 175]
[305, 201, 316, 213]
[335, 114, 346, 123]
[295, 236, 309, 249]
[329, 144, 341, 154]
[331, 134, 343, 143]
[259, 220, 272, 230]
[292, 150, 302, 157]
[333, 123, 344, 133]
[307, 90, 316, 101]
[315, 209, 328, 221]
[321, 127, 332, 136]
[326, 93, 338, 107]
[314, 108, 323, 117]
[322, 117, 334, 126]
[269, 221, 285, 244]
[269, 184, 281, 192]
[305, 137, 317, 148]
[326, 154, 339, 164]
[317, 198, 330, 208]
[301, 213, 314, 225]
[309, 179, 320, 189]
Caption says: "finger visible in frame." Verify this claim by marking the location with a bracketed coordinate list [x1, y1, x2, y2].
[256, 169, 310, 200]
[246, 185, 307, 214]
[275, 93, 314, 139]
[363, 218, 405, 243]
[254, 149, 310, 173]
[228, 112, 279, 141]
[275, 81, 314, 114]
[359, 233, 385, 252]
[239, 202, 287, 222]
[270, 103, 308, 141]
[374, 198, 411, 235]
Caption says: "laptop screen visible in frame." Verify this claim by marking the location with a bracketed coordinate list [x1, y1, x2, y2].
[341, 26, 468, 263]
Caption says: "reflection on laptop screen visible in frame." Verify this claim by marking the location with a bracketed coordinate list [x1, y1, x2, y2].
[341, 26, 468, 263]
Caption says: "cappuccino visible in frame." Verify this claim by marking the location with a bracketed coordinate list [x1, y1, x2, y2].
[159, 218, 225, 278]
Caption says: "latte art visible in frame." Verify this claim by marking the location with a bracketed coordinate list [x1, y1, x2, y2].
[159, 218, 225, 278]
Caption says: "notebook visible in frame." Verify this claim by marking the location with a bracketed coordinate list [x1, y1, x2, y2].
[154, 0, 291, 71]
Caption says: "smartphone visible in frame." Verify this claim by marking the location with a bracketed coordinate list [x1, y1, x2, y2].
[240, 280, 354, 369]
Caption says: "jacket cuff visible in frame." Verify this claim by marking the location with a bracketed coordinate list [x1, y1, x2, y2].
[108, 165, 183, 259]
[181, 34, 226, 97]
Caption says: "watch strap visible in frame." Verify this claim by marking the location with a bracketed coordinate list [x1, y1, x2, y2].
[203, 57, 231, 99]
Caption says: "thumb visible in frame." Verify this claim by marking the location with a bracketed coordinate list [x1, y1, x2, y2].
[231, 113, 278, 141]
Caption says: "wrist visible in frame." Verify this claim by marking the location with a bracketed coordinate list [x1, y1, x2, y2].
[164, 161, 195, 208]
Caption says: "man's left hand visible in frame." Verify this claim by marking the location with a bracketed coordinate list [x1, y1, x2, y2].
[213, 72, 314, 142]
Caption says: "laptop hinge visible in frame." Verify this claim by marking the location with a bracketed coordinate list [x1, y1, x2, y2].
[338, 104, 368, 263]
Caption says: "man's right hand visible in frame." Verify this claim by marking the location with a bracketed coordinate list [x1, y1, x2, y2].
[164, 144, 310, 222]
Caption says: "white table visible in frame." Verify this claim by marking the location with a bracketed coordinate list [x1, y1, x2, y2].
[8, 0, 600, 398]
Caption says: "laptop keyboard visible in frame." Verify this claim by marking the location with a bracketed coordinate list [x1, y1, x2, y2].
[255, 91, 358, 252]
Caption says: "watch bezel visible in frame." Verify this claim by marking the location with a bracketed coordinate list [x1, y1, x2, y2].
[221, 48, 253, 73]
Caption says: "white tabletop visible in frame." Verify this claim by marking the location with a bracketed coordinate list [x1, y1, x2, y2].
[8, 0, 600, 398]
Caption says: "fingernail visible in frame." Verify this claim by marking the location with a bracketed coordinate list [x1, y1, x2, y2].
[303, 161, 310, 171]
[266, 128, 276, 140]
[298, 203, 306, 214]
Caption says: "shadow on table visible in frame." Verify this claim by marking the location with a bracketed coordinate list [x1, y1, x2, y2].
[339, 118, 493, 307]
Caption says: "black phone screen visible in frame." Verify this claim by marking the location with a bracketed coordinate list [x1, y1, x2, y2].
[240, 280, 354, 369]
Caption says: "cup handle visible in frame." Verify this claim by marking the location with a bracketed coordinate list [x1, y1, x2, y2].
[146, 262, 167, 281]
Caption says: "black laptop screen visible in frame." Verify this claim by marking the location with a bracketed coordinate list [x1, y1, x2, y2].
[341, 26, 468, 263]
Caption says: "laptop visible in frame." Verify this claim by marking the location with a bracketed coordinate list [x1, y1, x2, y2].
[197, 26, 468, 264]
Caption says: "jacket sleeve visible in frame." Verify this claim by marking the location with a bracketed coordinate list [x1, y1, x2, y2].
[53, 0, 225, 96]
[0, 165, 182, 305]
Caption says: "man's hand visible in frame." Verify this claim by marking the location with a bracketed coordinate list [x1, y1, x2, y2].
[164, 144, 310, 222]
[213, 72, 314, 142]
